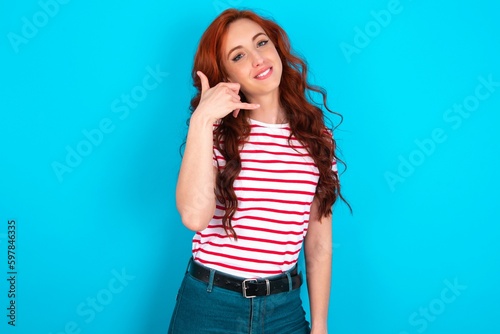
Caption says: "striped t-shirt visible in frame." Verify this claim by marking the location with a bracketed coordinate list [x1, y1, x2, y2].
[191, 118, 337, 278]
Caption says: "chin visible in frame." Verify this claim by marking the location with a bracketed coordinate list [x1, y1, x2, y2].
[250, 79, 281, 96]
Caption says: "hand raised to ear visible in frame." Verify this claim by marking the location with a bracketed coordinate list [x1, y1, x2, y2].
[196, 71, 259, 121]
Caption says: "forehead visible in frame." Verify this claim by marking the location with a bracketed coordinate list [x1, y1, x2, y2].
[223, 18, 266, 49]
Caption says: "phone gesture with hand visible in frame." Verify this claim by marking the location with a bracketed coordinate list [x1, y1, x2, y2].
[194, 71, 260, 121]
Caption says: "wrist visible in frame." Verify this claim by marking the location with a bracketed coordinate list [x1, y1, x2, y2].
[310, 324, 328, 334]
[191, 108, 217, 126]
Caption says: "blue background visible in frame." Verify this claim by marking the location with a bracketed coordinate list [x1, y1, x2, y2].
[1, 0, 499, 333]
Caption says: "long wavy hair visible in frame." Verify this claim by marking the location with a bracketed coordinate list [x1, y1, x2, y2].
[188, 9, 350, 238]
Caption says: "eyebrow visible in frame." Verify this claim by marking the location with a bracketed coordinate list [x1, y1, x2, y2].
[227, 32, 268, 59]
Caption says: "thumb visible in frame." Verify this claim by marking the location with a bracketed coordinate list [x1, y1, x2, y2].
[197, 71, 210, 94]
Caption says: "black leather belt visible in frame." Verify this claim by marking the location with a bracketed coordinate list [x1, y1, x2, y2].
[188, 260, 302, 298]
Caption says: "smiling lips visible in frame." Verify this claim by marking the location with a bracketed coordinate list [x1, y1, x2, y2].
[255, 67, 273, 80]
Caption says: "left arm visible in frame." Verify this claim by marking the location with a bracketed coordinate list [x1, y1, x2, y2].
[304, 197, 332, 334]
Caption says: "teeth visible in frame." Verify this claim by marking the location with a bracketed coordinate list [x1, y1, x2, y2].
[256, 68, 270, 78]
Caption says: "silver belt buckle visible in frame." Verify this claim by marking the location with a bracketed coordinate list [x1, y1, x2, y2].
[242, 278, 257, 298]
[242, 278, 270, 298]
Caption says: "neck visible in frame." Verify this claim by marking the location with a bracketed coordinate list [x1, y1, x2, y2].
[246, 90, 286, 124]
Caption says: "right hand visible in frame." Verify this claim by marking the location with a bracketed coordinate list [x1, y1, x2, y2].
[194, 71, 260, 122]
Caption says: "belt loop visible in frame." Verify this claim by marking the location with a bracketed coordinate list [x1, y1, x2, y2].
[206, 268, 216, 293]
[285, 271, 292, 292]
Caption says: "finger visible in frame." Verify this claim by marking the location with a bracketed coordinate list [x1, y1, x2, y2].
[227, 90, 241, 101]
[232, 109, 240, 118]
[218, 82, 241, 94]
[197, 71, 210, 94]
[234, 102, 260, 110]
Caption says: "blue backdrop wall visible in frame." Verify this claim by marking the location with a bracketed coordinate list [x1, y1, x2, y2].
[1, 0, 499, 333]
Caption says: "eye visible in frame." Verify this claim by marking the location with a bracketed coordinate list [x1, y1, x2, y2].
[232, 53, 244, 62]
[257, 39, 269, 47]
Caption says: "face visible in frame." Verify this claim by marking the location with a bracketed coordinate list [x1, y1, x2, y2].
[222, 18, 283, 100]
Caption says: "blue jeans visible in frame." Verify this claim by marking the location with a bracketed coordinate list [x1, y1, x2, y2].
[168, 261, 311, 334]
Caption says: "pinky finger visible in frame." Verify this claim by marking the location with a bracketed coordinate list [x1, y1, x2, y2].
[232, 109, 240, 118]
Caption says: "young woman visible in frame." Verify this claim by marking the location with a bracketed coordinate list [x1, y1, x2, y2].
[169, 8, 348, 334]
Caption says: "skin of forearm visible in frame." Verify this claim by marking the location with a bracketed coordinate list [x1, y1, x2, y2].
[305, 214, 332, 332]
[176, 112, 217, 231]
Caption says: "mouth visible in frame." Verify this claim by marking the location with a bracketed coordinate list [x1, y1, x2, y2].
[255, 67, 273, 80]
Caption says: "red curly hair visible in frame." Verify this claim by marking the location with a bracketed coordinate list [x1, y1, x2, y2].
[188, 9, 349, 238]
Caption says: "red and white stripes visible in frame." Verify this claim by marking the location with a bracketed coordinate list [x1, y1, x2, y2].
[191, 119, 336, 278]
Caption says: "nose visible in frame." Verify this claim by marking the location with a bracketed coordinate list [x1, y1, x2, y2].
[250, 51, 264, 67]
